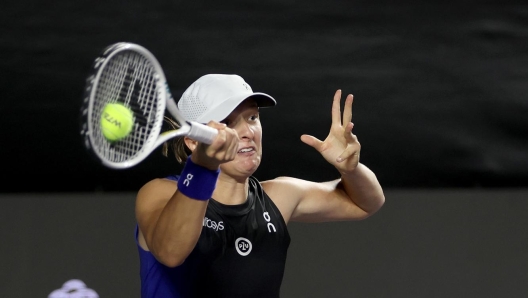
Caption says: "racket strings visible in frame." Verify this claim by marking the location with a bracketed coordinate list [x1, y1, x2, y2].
[91, 51, 163, 163]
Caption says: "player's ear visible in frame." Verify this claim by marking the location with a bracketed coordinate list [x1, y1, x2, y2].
[183, 136, 198, 152]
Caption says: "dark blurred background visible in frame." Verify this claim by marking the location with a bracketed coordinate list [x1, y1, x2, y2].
[1, 1, 528, 297]
[2, 0, 527, 193]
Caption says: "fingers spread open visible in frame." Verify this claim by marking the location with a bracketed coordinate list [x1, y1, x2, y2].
[336, 145, 360, 163]
[300, 134, 323, 151]
[344, 122, 355, 141]
[342, 94, 353, 126]
[331, 89, 342, 126]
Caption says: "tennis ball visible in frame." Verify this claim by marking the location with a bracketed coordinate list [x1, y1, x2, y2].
[100, 103, 134, 142]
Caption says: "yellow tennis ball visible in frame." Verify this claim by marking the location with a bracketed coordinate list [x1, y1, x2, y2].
[100, 103, 134, 142]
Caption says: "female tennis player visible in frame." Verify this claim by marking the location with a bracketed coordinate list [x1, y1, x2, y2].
[135, 74, 385, 298]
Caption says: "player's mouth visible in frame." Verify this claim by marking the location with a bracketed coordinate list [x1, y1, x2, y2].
[237, 146, 256, 155]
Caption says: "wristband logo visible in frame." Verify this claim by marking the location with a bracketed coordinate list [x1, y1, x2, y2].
[183, 173, 193, 187]
[235, 237, 252, 256]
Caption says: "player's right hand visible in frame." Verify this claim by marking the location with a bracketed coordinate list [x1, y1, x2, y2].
[190, 121, 240, 170]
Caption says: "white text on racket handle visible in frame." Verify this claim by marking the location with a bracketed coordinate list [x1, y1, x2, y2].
[187, 121, 219, 144]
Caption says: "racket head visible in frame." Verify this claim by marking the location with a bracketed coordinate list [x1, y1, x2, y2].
[80, 42, 168, 169]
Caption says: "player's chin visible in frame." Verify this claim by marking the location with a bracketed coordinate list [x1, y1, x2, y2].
[236, 154, 261, 172]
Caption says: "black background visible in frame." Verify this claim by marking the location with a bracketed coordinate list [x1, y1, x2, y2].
[2, 0, 527, 192]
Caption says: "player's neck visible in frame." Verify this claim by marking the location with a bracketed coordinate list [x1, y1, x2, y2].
[212, 176, 249, 205]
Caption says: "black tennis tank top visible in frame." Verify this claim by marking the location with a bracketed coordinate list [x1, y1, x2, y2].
[137, 175, 290, 298]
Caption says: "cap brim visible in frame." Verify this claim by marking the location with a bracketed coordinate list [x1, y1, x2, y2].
[195, 92, 276, 123]
[249, 92, 276, 108]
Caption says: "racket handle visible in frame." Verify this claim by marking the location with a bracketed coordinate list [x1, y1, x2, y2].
[188, 121, 219, 144]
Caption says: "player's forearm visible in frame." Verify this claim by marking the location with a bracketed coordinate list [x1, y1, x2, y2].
[150, 193, 208, 267]
[340, 163, 385, 216]
[151, 156, 219, 267]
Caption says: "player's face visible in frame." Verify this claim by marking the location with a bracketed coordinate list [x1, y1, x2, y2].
[219, 98, 263, 177]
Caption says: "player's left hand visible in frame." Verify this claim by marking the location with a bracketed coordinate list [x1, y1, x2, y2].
[300, 89, 360, 175]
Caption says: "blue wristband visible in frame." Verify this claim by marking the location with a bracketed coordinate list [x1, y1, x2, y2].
[177, 156, 220, 201]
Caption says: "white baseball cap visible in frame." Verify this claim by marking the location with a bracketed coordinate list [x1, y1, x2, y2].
[177, 74, 276, 123]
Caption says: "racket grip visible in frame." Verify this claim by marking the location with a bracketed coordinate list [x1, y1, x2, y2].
[188, 121, 219, 144]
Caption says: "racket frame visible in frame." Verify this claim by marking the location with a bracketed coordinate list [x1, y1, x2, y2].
[80, 42, 216, 169]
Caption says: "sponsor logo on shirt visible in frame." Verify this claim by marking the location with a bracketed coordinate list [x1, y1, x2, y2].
[203, 217, 224, 231]
[235, 237, 252, 256]
[263, 212, 276, 233]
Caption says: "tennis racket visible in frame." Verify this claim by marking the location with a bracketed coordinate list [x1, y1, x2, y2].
[80, 42, 218, 169]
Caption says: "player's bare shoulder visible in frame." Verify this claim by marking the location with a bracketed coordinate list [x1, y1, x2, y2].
[261, 176, 311, 194]
[261, 177, 307, 223]
[136, 177, 178, 208]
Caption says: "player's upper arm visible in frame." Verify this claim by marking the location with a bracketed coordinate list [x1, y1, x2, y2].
[263, 176, 371, 223]
[135, 178, 177, 250]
